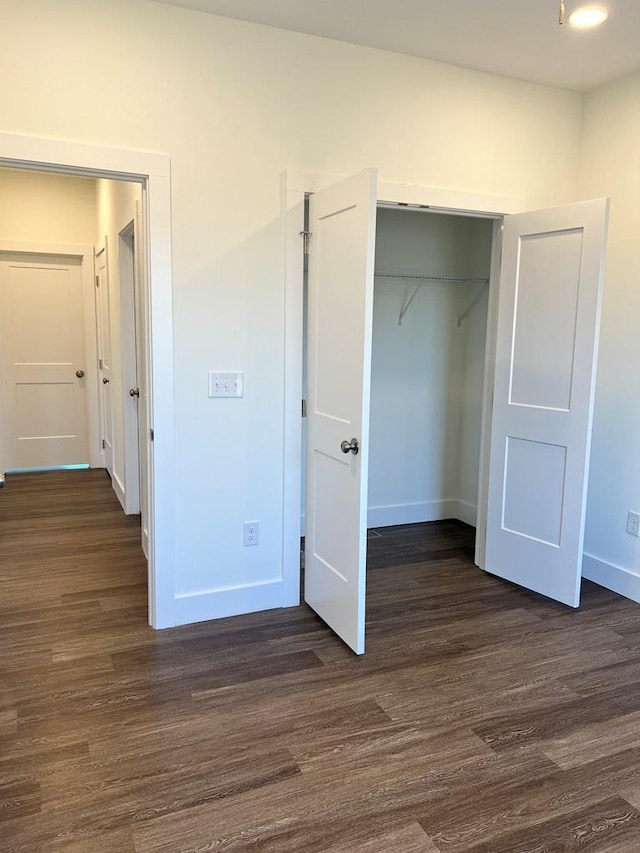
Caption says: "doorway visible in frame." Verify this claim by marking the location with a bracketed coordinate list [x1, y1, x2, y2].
[367, 207, 493, 540]
[0, 130, 175, 629]
[119, 218, 151, 558]
[300, 196, 496, 652]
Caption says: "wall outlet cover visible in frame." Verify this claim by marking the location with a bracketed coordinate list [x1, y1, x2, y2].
[243, 521, 259, 546]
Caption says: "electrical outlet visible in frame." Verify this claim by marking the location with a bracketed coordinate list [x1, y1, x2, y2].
[627, 511, 640, 537]
[243, 521, 259, 546]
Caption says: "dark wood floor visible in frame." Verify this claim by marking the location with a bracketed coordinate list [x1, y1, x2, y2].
[2, 471, 640, 852]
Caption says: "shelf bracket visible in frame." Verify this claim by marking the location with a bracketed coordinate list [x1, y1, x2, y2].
[398, 284, 421, 325]
[457, 282, 489, 327]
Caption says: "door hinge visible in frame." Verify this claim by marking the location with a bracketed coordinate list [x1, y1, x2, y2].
[95, 275, 99, 287]
[149, 428, 154, 442]
[301, 399, 307, 418]
[300, 230, 312, 255]
[98, 358, 103, 369]
[101, 439, 106, 450]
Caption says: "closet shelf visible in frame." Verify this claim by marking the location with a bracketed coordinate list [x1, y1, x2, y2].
[375, 273, 488, 283]
[373, 272, 490, 326]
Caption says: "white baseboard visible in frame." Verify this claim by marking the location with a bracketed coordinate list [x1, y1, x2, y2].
[368, 499, 464, 529]
[455, 500, 478, 527]
[302, 500, 478, 535]
[172, 579, 285, 626]
[582, 553, 640, 604]
[112, 471, 126, 512]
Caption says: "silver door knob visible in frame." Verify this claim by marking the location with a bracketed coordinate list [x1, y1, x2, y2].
[75, 369, 85, 378]
[341, 438, 359, 455]
[129, 388, 140, 397]
[102, 377, 110, 384]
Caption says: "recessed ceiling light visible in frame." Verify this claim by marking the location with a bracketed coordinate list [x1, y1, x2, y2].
[568, 6, 609, 28]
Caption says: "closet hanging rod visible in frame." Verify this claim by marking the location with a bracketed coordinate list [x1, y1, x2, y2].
[391, 275, 490, 325]
[375, 272, 489, 283]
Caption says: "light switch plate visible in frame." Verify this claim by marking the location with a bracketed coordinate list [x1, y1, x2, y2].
[208, 371, 244, 398]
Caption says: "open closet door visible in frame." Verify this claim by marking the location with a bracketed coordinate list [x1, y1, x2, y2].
[485, 198, 609, 606]
[305, 168, 377, 654]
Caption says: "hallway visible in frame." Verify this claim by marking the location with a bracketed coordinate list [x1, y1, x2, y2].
[2, 472, 640, 851]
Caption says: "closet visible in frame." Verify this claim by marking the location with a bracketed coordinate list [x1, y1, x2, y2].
[301, 205, 494, 540]
[368, 207, 493, 534]
[302, 170, 607, 655]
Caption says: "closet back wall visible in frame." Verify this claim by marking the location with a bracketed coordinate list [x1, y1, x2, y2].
[368, 209, 492, 529]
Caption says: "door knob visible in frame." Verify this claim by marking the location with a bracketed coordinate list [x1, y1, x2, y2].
[75, 369, 85, 378]
[341, 438, 359, 455]
[129, 388, 140, 397]
[102, 377, 110, 384]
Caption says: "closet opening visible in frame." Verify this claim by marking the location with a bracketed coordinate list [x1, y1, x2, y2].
[300, 201, 497, 596]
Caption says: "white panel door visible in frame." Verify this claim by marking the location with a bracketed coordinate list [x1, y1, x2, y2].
[95, 246, 114, 475]
[485, 199, 609, 606]
[0, 255, 88, 470]
[305, 169, 377, 655]
[133, 231, 150, 558]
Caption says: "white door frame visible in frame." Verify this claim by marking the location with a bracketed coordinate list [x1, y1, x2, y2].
[281, 169, 525, 604]
[0, 131, 175, 630]
[94, 240, 114, 481]
[0, 241, 101, 469]
[118, 220, 141, 516]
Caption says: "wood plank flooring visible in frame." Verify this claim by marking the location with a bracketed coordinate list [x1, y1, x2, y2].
[2, 470, 640, 851]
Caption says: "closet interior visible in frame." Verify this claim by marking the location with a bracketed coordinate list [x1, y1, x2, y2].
[368, 207, 493, 535]
[301, 205, 494, 546]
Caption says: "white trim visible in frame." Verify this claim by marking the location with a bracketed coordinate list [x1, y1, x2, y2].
[474, 220, 503, 570]
[377, 181, 524, 215]
[582, 553, 640, 603]
[456, 500, 478, 528]
[138, 187, 153, 567]
[95, 240, 112, 476]
[118, 221, 141, 516]
[0, 133, 170, 180]
[367, 499, 478, 529]
[0, 131, 175, 630]
[367, 500, 458, 528]
[112, 470, 126, 511]
[0, 241, 101, 470]
[282, 169, 523, 603]
[174, 580, 284, 624]
[284, 170, 525, 215]
[281, 172, 305, 607]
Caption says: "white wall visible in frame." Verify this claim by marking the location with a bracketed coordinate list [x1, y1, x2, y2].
[0, 0, 584, 624]
[0, 168, 96, 244]
[368, 209, 492, 528]
[579, 72, 640, 600]
[95, 179, 142, 510]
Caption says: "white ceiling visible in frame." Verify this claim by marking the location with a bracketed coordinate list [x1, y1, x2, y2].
[152, 0, 640, 92]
